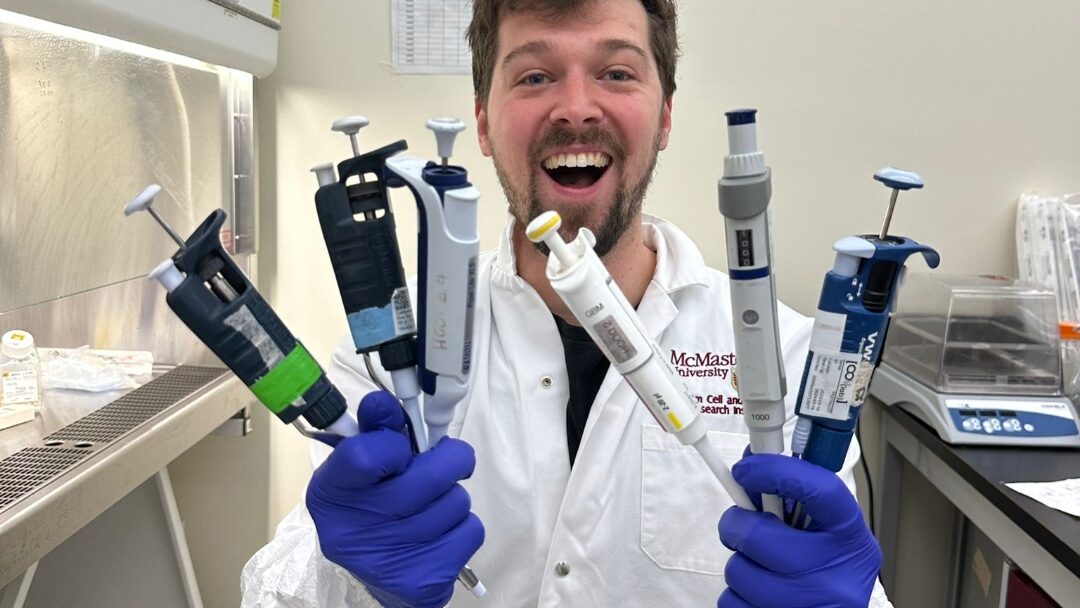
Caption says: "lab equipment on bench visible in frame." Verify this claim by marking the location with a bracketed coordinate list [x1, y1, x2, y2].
[870, 273, 1080, 447]
[312, 116, 486, 597]
[526, 211, 755, 511]
[311, 116, 425, 449]
[716, 108, 786, 517]
[790, 168, 940, 472]
[124, 185, 357, 440]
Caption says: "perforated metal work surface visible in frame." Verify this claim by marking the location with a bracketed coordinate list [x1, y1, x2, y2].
[0, 448, 90, 510]
[0, 365, 227, 512]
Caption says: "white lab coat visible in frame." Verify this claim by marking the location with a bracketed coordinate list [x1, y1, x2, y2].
[241, 215, 891, 607]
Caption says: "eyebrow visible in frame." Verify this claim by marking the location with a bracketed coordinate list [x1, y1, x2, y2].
[600, 38, 648, 61]
[500, 40, 552, 72]
[499, 38, 648, 73]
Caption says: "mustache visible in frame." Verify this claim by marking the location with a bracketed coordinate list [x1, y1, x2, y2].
[529, 126, 627, 165]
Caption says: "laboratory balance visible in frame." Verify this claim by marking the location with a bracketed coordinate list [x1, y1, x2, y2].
[870, 274, 1080, 447]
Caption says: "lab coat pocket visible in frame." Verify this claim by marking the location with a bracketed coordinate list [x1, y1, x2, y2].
[640, 423, 747, 576]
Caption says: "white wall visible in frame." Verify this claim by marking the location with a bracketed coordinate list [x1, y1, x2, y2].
[256, 0, 1080, 530]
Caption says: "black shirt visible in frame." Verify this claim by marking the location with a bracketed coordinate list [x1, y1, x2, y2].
[554, 315, 611, 467]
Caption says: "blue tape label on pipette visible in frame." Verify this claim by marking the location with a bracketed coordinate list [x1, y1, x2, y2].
[348, 306, 398, 350]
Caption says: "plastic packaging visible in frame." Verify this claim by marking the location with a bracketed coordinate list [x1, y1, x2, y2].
[1016, 193, 1080, 402]
[40, 347, 140, 392]
[0, 330, 43, 411]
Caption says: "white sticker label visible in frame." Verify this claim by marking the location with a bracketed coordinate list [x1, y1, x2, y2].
[2, 369, 39, 404]
[391, 287, 417, 336]
[799, 350, 862, 421]
[810, 310, 846, 353]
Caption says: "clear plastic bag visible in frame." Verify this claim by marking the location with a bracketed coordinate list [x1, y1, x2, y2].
[41, 346, 140, 392]
[1016, 192, 1080, 402]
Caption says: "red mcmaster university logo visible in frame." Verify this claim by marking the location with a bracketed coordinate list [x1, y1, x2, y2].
[669, 350, 743, 415]
[669, 350, 736, 379]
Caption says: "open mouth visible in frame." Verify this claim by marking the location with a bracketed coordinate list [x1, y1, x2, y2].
[541, 152, 611, 189]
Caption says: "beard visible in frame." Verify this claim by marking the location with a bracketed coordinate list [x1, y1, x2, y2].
[493, 124, 660, 258]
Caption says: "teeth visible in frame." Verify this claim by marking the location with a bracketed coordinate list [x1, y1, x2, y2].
[542, 152, 611, 170]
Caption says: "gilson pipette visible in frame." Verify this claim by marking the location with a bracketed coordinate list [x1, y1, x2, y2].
[527, 211, 755, 511]
[384, 118, 480, 447]
[383, 118, 485, 597]
[717, 109, 786, 518]
[125, 185, 356, 439]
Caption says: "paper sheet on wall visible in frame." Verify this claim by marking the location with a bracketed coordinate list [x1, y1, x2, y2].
[1004, 478, 1080, 518]
[392, 0, 472, 74]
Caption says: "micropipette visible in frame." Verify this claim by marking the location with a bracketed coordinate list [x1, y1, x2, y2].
[527, 211, 755, 511]
[125, 185, 356, 439]
[311, 116, 426, 450]
[717, 109, 786, 518]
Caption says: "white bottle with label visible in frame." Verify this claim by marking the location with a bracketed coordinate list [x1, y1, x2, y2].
[0, 330, 43, 412]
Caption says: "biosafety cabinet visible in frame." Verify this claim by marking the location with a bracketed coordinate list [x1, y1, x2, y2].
[0, 1, 278, 606]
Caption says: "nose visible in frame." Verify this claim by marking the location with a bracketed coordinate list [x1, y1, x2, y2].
[549, 71, 602, 128]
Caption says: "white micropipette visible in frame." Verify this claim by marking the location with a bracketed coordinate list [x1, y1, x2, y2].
[527, 211, 754, 511]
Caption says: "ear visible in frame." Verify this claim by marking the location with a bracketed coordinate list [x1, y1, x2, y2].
[658, 95, 672, 150]
[476, 98, 493, 157]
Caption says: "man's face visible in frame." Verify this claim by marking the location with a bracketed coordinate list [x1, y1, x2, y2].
[476, 0, 672, 256]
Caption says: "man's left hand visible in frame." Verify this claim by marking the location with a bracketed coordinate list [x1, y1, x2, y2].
[717, 454, 882, 608]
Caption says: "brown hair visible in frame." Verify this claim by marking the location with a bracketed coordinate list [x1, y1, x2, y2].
[466, 0, 679, 107]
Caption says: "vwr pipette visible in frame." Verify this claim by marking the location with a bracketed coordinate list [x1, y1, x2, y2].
[717, 109, 786, 518]
[791, 169, 939, 472]
[124, 185, 356, 440]
[527, 211, 755, 511]
[310, 116, 425, 449]
[314, 117, 486, 597]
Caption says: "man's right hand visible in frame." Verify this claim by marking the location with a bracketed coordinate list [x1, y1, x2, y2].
[307, 390, 484, 608]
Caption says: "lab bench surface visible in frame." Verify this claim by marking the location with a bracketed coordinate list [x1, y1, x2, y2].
[0, 365, 249, 588]
[876, 403, 1080, 605]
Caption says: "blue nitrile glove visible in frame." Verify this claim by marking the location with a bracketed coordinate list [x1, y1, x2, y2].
[306, 390, 484, 608]
[717, 454, 881, 608]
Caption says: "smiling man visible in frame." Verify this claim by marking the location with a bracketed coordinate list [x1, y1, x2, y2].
[242, 2, 889, 607]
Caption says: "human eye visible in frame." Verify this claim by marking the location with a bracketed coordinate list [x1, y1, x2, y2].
[519, 72, 549, 86]
[603, 69, 634, 82]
